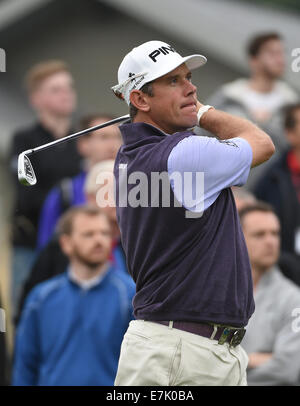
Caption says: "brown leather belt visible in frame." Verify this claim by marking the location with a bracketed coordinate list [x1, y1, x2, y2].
[153, 320, 246, 347]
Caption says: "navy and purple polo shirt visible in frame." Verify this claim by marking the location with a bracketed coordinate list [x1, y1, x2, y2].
[114, 122, 255, 327]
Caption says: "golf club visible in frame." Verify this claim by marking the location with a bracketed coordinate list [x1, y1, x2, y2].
[18, 114, 130, 186]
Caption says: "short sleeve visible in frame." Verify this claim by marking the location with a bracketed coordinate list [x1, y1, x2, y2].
[167, 135, 252, 212]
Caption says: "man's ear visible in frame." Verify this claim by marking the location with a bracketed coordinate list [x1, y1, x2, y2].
[59, 234, 73, 257]
[130, 90, 151, 112]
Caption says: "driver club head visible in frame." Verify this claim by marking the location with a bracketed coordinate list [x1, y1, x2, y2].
[18, 152, 37, 186]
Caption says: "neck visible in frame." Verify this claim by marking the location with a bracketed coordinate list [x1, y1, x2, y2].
[38, 111, 72, 139]
[251, 265, 268, 290]
[248, 73, 276, 93]
[134, 113, 175, 135]
[70, 260, 109, 281]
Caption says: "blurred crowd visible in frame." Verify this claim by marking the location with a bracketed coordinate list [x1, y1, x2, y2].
[1, 31, 300, 386]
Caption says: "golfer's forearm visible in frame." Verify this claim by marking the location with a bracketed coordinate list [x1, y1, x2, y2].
[200, 108, 275, 167]
[200, 109, 252, 140]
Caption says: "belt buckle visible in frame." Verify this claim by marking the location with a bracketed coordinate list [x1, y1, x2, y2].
[229, 328, 246, 347]
[217, 327, 231, 345]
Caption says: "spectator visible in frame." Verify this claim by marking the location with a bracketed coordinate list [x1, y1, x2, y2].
[16, 160, 127, 324]
[239, 202, 300, 386]
[85, 160, 127, 272]
[207, 32, 299, 189]
[37, 114, 122, 249]
[253, 103, 300, 284]
[9, 60, 81, 317]
[13, 205, 135, 386]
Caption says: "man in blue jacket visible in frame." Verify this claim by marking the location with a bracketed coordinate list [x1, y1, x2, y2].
[13, 205, 135, 386]
[112, 40, 275, 385]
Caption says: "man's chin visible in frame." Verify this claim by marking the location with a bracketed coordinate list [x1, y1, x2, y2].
[86, 260, 105, 269]
[267, 70, 283, 80]
[77, 259, 105, 269]
[185, 113, 198, 127]
[177, 117, 198, 131]
[261, 258, 278, 270]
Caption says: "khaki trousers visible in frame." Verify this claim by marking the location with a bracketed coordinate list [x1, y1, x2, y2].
[115, 320, 248, 386]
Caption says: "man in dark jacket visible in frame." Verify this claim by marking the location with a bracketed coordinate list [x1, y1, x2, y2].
[254, 103, 300, 285]
[9, 60, 81, 318]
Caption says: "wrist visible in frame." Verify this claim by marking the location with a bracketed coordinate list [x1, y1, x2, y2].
[197, 105, 214, 127]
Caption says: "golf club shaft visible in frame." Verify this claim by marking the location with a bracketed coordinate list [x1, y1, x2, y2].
[25, 114, 130, 156]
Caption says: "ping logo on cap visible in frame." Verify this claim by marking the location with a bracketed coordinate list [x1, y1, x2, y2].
[148, 45, 176, 63]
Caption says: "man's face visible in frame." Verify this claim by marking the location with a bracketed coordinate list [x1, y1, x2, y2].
[251, 39, 285, 79]
[61, 213, 112, 268]
[88, 119, 122, 165]
[242, 211, 280, 272]
[145, 63, 198, 134]
[31, 71, 76, 116]
[286, 109, 300, 149]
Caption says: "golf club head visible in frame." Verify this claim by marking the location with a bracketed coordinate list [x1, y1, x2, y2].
[18, 152, 37, 186]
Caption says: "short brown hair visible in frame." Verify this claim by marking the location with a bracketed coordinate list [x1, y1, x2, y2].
[284, 103, 300, 130]
[25, 60, 71, 93]
[129, 81, 154, 121]
[239, 201, 276, 225]
[56, 205, 109, 236]
[247, 32, 281, 57]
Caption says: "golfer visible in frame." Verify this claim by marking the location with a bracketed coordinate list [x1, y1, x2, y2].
[112, 40, 275, 386]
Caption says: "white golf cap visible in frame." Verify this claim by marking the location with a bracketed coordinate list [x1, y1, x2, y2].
[112, 40, 207, 105]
